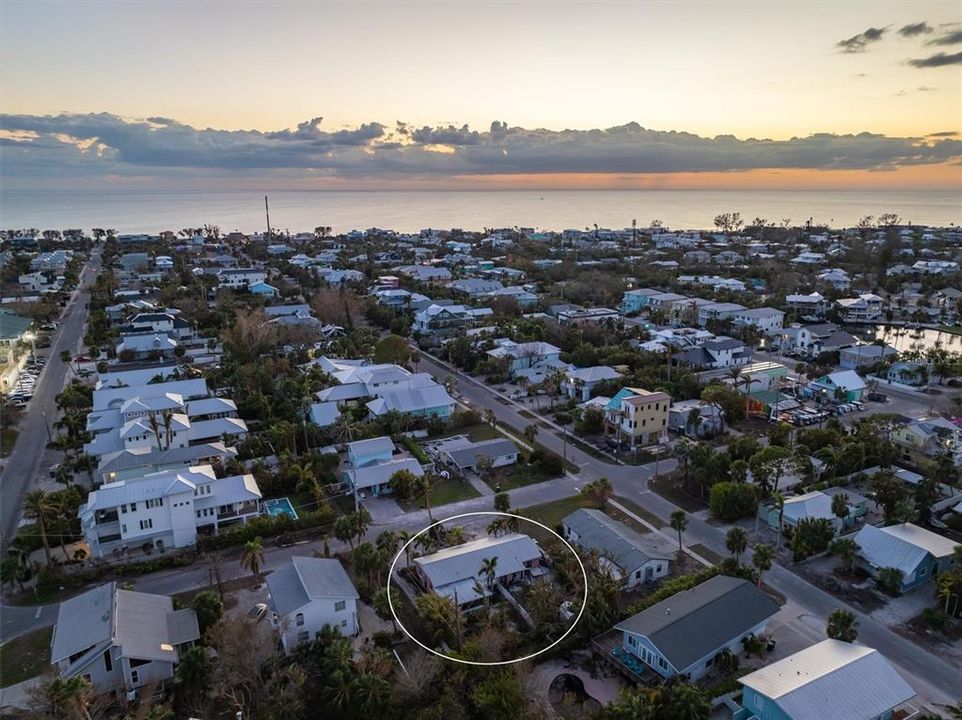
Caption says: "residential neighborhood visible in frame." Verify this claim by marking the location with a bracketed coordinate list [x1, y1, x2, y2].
[1, 218, 962, 720]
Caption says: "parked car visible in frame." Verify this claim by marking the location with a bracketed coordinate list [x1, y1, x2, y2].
[867, 392, 888, 402]
[248, 603, 268, 622]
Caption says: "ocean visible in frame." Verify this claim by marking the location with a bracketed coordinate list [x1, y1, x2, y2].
[1, 189, 959, 235]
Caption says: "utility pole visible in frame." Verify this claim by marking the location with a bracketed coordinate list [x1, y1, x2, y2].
[265, 195, 272, 243]
[632, 218, 637, 247]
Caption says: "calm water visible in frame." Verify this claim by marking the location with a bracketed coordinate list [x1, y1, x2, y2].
[1, 189, 959, 235]
[856, 326, 962, 353]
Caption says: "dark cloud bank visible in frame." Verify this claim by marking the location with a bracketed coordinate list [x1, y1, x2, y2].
[1, 113, 960, 182]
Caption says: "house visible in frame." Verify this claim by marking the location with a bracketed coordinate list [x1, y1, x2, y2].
[838, 343, 898, 370]
[738, 639, 916, 720]
[853, 522, 959, 592]
[890, 416, 962, 466]
[344, 436, 425, 499]
[621, 288, 664, 315]
[556, 307, 621, 326]
[562, 509, 669, 587]
[606, 387, 671, 448]
[115, 333, 179, 361]
[487, 286, 539, 308]
[51, 582, 199, 695]
[887, 361, 927, 387]
[308, 401, 341, 428]
[0, 310, 32, 363]
[346, 436, 395, 468]
[823, 486, 870, 527]
[563, 366, 622, 402]
[396, 265, 452, 283]
[96, 442, 237, 485]
[413, 303, 492, 337]
[817, 268, 851, 291]
[806, 370, 866, 402]
[613, 576, 779, 681]
[673, 337, 751, 370]
[698, 302, 747, 327]
[487, 340, 563, 374]
[413, 533, 545, 607]
[266, 557, 360, 653]
[667, 399, 725, 438]
[249, 281, 279, 297]
[448, 278, 504, 298]
[365, 375, 456, 419]
[732, 307, 785, 334]
[18, 270, 61, 292]
[442, 437, 519, 474]
[785, 292, 828, 318]
[79, 464, 262, 557]
[762, 491, 842, 533]
[836, 294, 883, 322]
[217, 268, 267, 289]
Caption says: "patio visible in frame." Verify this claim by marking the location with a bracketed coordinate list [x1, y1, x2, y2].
[591, 628, 663, 685]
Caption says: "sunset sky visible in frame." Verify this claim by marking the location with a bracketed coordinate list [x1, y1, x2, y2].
[1, 0, 960, 190]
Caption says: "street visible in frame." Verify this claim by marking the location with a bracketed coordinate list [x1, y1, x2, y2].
[1, 247, 101, 546]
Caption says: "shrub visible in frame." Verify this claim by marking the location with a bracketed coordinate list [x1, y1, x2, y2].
[400, 436, 430, 464]
[197, 505, 335, 551]
[709, 482, 759, 522]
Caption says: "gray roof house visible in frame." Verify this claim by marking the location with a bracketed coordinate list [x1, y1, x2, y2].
[562, 509, 670, 587]
[738, 639, 916, 720]
[613, 575, 779, 681]
[443, 437, 519, 473]
[854, 522, 958, 593]
[414, 533, 545, 606]
[51, 582, 199, 695]
[266, 557, 360, 653]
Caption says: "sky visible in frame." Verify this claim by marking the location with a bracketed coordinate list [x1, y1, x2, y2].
[1, 0, 961, 191]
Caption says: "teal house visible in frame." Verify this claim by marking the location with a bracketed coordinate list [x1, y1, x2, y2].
[736, 639, 915, 720]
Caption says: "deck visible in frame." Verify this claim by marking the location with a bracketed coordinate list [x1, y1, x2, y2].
[591, 629, 663, 685]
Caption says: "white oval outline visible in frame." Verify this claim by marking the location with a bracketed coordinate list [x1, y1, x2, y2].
[386, 510, 589, 666]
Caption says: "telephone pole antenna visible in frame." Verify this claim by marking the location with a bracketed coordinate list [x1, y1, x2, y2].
[265, 195, 272, 242]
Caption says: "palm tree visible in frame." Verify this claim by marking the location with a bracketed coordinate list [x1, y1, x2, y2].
[831, 492, 849, 526]
[829, 537, 859, 574]
[478, 555, 499, 608]
[773, 493, 786, 549]
[332, 414, 360, 445]
[582, 478, 613, 510]
[673, 440, 691, 481]
[523, 423, 539, 444]
[373, 587, 399, 634]
[352, 508, 371, 546]
[241, 537, 265, 581]
[334, 515, 356, 549]
[752, 543, 774, 586]
[826, 608, 858, 642]
[398, 530, 413, 568]
[353, 543, 380, 585]
[415, 474, 435, 523]
[23, 489, 58, 565]
[726, 527, 748, 565]
[670, 510, 688, 554]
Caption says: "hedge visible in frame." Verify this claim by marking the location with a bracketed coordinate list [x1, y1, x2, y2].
[400, 436, 430, 464]
[34, 553, 196, 597]
[196, 505, 336, 551]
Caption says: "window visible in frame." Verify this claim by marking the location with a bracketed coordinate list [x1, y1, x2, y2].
[626, 635, 636, 647]
[918, 567, 927, 577]
[82, 673, 92, 684]
[121, 524, 127, 534]
[104, 651, 112, 673]
[146, 498, 163, 509]
[120, 504, 127, 514]
[297, 631, 309, 644]
[334, 600, 346, 612]
[295, 613, 304, 627]
[658, 657, 667, 669]
[635, 570, 641, 579]
[129, 502, 137, 512]
[341, 619, 347, 627]
[130, 670, 139, 684]
[130, 657, 151, 668]
[139, 518, 153, 531]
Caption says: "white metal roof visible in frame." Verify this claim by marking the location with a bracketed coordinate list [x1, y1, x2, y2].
[739, 639, 915, 720]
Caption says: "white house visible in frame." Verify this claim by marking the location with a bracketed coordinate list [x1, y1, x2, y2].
[217, 268, 267, 289]
[486, 340, 563, 374]
[266, 557, 360, 653]
[51, 582, 199, 696]
[562, 509, 669, 588]
[836, 294, 883, 322]
[563, 366, 623, 402]
[732, 307, 785, 334]
[79, 464, 262, 557]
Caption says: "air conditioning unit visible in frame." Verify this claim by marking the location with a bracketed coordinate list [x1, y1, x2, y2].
[126, 689, 138, 703]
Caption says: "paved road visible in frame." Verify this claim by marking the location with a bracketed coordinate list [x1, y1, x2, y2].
[1, 247, 100, 547]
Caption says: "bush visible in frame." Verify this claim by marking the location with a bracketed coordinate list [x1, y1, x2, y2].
[530, 448, 564, 476]
[197, 505, 335, 551]
[921, 607, 948, 631]
[400, 436, 430, 464]
[709, 482, 759, 522]
[372, 631, 394, 648]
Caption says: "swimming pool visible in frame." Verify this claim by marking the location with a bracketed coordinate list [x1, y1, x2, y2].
[263, 497, 299, 520]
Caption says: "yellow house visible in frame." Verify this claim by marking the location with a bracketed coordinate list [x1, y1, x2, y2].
[606, 387, 671, 448]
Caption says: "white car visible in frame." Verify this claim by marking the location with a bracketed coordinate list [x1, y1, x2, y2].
[247, 603, 268, 622]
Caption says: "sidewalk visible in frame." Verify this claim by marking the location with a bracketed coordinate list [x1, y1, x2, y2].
[0, 676, 40, 712]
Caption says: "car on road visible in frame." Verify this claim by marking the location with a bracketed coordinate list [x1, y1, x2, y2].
[867, 392, 888, 403]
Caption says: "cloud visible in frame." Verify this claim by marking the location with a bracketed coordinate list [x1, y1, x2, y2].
[927, 29, 962, 46]
[916, 85, 938, 91]
[899, 22, 933, 37]
[837, 27, 887, 53]
[907, 51, 962, 67]
[927, 130, 958, 137]
[1, 113, 960, 185]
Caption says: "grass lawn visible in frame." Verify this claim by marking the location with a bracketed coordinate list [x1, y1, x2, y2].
[0, 428, 18, 458]
[523, 495, 593, 539]
[611, 496, 667, 529]
[430, 423, 503, 442]
[0, 626, 52, 688]
[484, 464, 552, 492]
[689, 543, 724, 565]
[400, 477, 480, 510]
[649, 472, 708, 514]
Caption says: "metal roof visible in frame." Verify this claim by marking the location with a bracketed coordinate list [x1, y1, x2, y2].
[445, 438, 518, 470]
[266, 557, 358, 616]
[347, 456, 423, 490]
[562, 509, 667, 574]
[856, 523, 957, 579]
[739, 639, 915, 720]
[614, 576, 779, 672]
[414, 533, 542, 592]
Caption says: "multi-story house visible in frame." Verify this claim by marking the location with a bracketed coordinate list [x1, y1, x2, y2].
[732, 307, 785, 334]
[51, 582, 199, 696]
[673, 337, 751, 370]
[563, 366, 623, 402]
[835, 293, 883, 322]
[785, 291, 828, 318]
[621, 288, 664, 315]
[605, 387, 671, 448]
[266, 557, 360, 653]
[216, 268, 267, 289]
[79, 463, 262, 557]
[413, 303, 493, 337]
[697, 302, 746, 327]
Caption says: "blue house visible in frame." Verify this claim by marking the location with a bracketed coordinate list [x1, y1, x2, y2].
[365, 378, 455, 419]
[620, 288, 662, 315]
[854, 522, 958, 593]
[613, 576, 779, 681]
[737, 639, 915, 720]
[346, 436, 395, 468]
[249, 281, 279, 298]
[805, 370, 866, 402]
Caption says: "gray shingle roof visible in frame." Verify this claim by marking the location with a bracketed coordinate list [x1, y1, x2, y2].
[266, 557, 359, 616]
[445, 438, 518, 470]
[562, 509, 667, 574]
[614, 575, 779, 672]
[414, 534, 541, 592]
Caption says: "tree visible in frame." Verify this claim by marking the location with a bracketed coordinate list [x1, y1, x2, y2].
[877, 566, 903, 596]
[493, 491, 510, 513]
[388, 469, 418, 500]
[334, 515, 356, 549]
[872, 470, 909, 523]
[474, 453, 493, 481]
[352, 508, 371, 546]
[373, 587, 399, 634]
[791, 518, 835, 560]
[523, 423, 538, 444]
[709, 482, 758, 522]
[670, 510, 688, 554]
[353, 542, 380, 585]
[582, 477, 614, 510]
[829, 537, 859, 574]
[31, 675, 101, 720]
[726, 527, 748, 564]
[414, 474, 436, 523]
[753, 543, 774, 586]
[241, 537, 265, 581]
[192, 590, 224, 635]
[826, 608, 858, 642]
[373, 334, 411, 365]
[23, 489, 58, 565]
[176, 644, 212, 713]
[415, 592, 460, 647]
[749, 446, 800, 495]
[831, 492, 850, 525]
